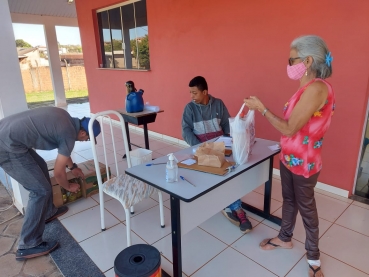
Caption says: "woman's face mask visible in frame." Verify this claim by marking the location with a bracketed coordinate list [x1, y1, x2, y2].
[286, 61, 307, 80]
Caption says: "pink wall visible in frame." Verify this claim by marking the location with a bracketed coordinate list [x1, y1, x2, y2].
[76, 0, 369, 194]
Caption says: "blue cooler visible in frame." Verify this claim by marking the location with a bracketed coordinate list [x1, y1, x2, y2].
[126, 89, 144, 113]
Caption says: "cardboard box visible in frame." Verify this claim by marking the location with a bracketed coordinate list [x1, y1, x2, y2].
[78, 160, 111, 198]
[49, 170, 84, 207]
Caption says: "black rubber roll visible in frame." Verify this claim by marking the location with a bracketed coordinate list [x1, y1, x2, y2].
[114, 244, 161, 277]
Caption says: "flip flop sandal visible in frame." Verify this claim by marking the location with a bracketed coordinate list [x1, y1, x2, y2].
[260, 239, 281, 250]
[309, 264, 322, 277]
[260, 239, 293, 250]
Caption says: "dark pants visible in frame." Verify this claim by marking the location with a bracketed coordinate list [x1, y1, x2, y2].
[0, 148, 57, 249]
[278, 161, 320, 260]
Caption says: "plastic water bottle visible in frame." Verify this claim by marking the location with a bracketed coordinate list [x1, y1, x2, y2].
[166, 153, 178, 182]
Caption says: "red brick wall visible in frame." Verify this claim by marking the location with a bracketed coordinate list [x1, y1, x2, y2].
[21, 66, 88, 92]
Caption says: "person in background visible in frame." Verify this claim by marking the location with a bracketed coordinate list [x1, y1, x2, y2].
[182, 76, 252, 233]
[244, 35, 335, 277]
[0, 107, 101, 261]
[125, 80, 137, 94]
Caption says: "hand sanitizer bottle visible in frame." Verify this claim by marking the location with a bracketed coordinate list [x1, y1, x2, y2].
[166, 153, 178, 182]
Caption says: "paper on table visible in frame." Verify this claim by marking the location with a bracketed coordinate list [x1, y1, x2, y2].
[180, 159, 197, 165]
[215, 136, 232, 147]
[268, 144, 281, 151]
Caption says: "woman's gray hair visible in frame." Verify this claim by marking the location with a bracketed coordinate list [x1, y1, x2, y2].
[291, 35, 332, 79]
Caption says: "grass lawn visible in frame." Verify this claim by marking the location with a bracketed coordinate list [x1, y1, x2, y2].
[25, 90, 88, 103]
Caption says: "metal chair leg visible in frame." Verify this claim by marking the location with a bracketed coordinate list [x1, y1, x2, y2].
[158, 191, 165, 228]
[124, 208, 132, 247]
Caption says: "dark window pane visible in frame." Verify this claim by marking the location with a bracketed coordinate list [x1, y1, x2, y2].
[109, 7, 125, 68]
[121, 4, 135, 69]
[97, 11, 113, 68]
[97, 0, 150, 70]
[131, 1, 149, 69]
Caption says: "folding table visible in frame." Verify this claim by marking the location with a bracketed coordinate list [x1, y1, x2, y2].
[125, 138, 281, 277]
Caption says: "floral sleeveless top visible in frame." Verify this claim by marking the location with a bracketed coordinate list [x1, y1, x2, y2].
[280, 78, 335, 178]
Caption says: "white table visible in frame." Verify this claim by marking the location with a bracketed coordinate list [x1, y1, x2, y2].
[125, 138, 281, 277]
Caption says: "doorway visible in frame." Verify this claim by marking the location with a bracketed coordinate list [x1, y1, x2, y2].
[355, 116, 369, 198]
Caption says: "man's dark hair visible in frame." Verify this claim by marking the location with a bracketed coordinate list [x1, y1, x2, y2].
[125, 80, 137, 92]
[189, 76, 208, 91]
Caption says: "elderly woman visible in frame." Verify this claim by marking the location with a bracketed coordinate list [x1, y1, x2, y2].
[244, 35, 335, 277]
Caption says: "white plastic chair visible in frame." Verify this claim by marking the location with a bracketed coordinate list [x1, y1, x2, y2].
[88, 110, 165, 246]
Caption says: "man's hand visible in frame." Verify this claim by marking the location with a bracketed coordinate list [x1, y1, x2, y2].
[71, 168, 84, 178]
[67, 182, 80, 193]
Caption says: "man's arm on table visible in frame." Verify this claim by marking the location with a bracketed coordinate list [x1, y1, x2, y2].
[219, 100, 231, 135]
[182, 106, 201, 146]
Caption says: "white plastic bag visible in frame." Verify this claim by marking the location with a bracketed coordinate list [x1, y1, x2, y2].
[229, 103, 255, 165]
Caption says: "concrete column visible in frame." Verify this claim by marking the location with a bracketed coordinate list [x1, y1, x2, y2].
[44, 23, 67, 107]
[0, 0, 30, 214]
[123, 28, 132, 69]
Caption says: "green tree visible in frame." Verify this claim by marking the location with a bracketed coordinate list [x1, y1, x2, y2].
[130, 35, 150, 69]
[59, 44, 83, 53]
[15, 39, 32, 48]
[103, 39, 122, 53]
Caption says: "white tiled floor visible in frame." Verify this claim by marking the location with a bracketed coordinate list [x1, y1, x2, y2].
[43, 104, 369, 276]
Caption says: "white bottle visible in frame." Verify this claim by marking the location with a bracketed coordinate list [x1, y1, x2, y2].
[166, 153, 178, 182]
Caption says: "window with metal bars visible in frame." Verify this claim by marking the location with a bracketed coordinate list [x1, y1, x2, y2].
[97, 0, 150, 70]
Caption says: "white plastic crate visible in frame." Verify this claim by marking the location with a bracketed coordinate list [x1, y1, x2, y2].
[129, 148, 153, 166]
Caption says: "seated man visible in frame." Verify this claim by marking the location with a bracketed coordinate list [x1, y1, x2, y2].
[181, 76, 252, 233]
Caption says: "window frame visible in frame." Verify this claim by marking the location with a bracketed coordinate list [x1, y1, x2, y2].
[96, 0, 150, 71]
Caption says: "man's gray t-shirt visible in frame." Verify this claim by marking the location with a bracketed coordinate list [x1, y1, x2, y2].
[0, 107, 80, 157]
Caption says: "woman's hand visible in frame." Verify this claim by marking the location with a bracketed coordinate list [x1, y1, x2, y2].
[244, 96, 266, 113]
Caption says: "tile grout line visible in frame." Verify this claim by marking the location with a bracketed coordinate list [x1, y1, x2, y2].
[251, 185, 283, 204]
[125, 203, 171, 245]
[58, 200, 99, 221]
[159, 252, 189, 277]
[329, 202, 369, 238]
[224, 223, 285, 276]
[313, 189, 354, 204]
[256, 193, 369, 275]
[75, 221, 122, 244]
[197, 218, 264, 247]
[283, 254, 305, 277]
[149, 232, 171, 247]
[318, 250, 369, 276]
[230, 245, 280, 277]
[252, 184, 354, 206]
[103, 200, 160, 223]
[188, 247, 229, 277]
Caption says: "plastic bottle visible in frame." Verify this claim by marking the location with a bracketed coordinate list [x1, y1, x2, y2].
[166, 153, 178, 182]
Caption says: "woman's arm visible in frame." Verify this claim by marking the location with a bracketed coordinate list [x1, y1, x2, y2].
[244, 82, 328, 137]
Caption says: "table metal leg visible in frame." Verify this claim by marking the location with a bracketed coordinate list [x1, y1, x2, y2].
[143, 123, 150, 150]
[170, 196, 182, 277]
[122, 121, 140, 159]
[242, 157, 282, 225]
[125, 121, 132, 152]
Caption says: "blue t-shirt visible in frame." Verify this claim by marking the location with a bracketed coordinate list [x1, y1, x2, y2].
[0, 107, 79, 157]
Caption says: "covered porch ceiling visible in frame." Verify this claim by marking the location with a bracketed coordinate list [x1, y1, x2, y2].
[8, 0, 77, 18]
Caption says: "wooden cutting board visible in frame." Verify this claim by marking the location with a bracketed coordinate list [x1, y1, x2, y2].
[178, 156, 235, 176]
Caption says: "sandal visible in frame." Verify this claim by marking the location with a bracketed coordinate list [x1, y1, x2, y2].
[308, 264, 323, 277]
[259, 238, 293, 250]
